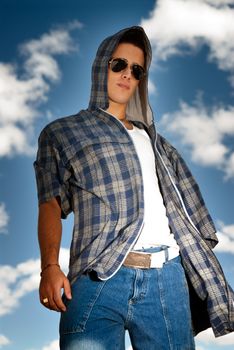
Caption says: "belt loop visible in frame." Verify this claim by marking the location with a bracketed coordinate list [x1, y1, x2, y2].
[162, 245, 169, 262]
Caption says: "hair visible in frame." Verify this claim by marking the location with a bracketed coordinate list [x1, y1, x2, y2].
[118, 29, 147, 63]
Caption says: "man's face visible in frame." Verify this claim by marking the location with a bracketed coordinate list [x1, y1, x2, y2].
[107, 43, 145, 108]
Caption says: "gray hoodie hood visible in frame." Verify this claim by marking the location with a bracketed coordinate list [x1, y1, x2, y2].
[88, 26, 153, 127]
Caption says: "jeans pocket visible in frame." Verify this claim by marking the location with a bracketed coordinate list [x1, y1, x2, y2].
[59, 274, 106, 335]
[169, 257, 189, 292]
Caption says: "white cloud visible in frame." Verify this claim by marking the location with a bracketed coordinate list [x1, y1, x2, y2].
[225, 152, 234, 179]
[0, 334, 10, 348]
[0, 124, 35, 157]
[214, 221, 234, 254]
[0, 21, 82, 158]
[41, 339, 59, 350]
[196, 327, 234, 345]
[160, 99, 234, 179]
[0, 203, 9, 234]
[141, 0, 234, 86]
[148, 78, 157, 95]
[0, 247, 69, 316]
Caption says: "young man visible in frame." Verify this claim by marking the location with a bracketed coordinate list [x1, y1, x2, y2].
[34, 26, 234, 349]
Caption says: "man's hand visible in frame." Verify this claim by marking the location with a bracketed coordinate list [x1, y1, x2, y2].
[39, 265, 72, 312]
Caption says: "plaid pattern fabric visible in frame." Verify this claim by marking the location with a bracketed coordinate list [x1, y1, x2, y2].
[34, 25, 234, 337]
[152, 131, 234, 337]
[34, 110, 144, 281]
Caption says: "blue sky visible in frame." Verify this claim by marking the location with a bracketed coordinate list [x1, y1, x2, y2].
[0, 0, 234, 349]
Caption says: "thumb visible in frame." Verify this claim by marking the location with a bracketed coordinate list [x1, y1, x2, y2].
[63, 277, 72, 300]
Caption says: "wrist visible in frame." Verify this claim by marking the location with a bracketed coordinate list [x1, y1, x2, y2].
[40, 263, 60, 277]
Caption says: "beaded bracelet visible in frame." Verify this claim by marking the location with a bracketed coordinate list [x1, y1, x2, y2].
[40, 263, 60, 276]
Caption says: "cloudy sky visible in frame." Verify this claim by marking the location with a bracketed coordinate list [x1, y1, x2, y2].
[0, 0, 234, 349]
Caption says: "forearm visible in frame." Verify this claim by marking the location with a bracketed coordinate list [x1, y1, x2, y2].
[37, 197, 71, 312]
[38, 197, 62, 270]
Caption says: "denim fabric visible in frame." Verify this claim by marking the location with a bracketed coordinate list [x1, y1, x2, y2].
[60, 256, 195, 350]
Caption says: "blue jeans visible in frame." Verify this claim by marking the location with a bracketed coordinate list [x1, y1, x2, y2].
[60, 256, 195, 349]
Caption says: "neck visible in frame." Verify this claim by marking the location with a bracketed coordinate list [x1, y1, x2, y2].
[106, 102, 133, 130]
[106, 102, 126, 121]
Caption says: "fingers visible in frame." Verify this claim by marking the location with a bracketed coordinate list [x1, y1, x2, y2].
[40, 297, 59, 312]
[53, 289, 67, 312]
[64, 278, 72, 300]
[41, 297, 50, 308]
[40, 292, 66, 312]
[40, 289, 65, 312]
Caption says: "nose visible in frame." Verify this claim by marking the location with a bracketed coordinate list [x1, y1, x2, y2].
[121, 66, 131, 79]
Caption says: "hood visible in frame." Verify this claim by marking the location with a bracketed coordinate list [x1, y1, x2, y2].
[88, 26, 153, 127]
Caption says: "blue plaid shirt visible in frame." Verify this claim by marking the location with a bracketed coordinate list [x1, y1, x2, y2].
[34, 26, 234, 337]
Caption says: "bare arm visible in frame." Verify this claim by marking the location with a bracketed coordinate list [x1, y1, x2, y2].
[38, 197, 72, 312]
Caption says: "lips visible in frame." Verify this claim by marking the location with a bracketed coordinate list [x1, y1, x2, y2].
[117, 83, 130, 90]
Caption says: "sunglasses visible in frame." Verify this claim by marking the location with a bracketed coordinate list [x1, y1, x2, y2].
[108, 57, 146, 81]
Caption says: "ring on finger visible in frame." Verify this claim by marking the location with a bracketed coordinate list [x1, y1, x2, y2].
[42, 297, 49, 304]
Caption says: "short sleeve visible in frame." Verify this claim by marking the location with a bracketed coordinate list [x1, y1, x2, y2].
[33, 128, 72, 219]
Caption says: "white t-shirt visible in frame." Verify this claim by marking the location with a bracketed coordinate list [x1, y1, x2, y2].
[127, 125, 180, 253]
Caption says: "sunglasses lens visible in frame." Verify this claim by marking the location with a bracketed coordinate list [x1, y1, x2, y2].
[110, 59, 127, 72]
[132, 65, 145, 80]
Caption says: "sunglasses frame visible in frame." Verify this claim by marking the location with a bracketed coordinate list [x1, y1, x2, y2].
[108, 57, 146, 81]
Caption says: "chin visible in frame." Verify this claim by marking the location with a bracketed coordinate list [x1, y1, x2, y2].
[116, 98, 131, 105]
[109, 94, 132, 105]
